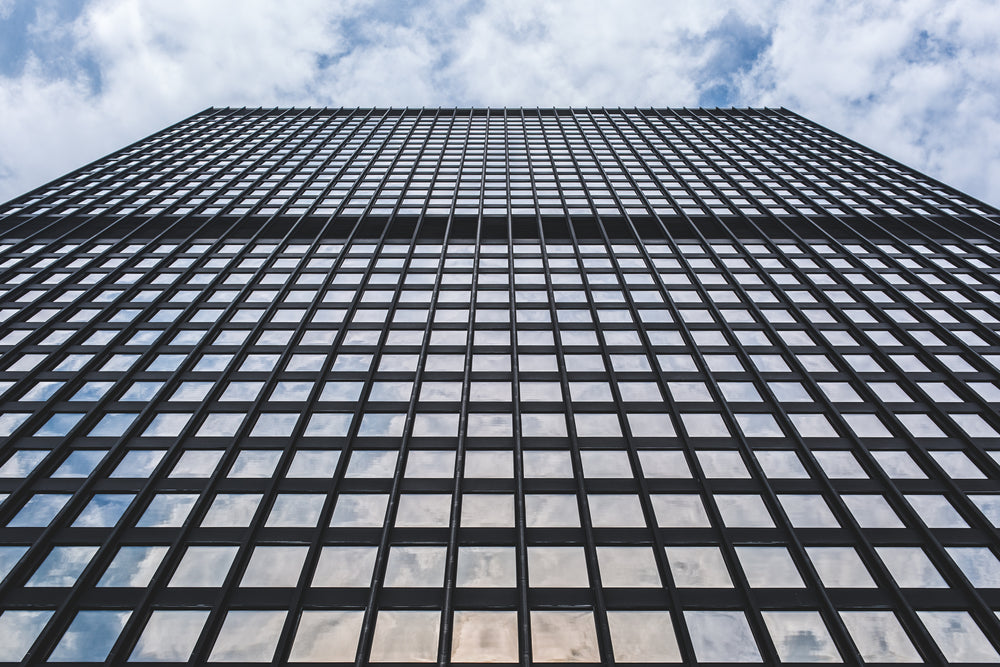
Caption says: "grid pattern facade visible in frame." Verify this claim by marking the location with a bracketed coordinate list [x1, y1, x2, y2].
[0, 108, 998, 664]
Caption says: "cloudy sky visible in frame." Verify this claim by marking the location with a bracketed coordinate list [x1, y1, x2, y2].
[1, 0, 998, 205]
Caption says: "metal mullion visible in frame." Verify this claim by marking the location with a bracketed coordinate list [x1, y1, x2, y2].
[663, 108, 1000, 453]
[435, 108, 482, 667]
[97, 110, 395, 664]
[510, 109, 539, 667]
[0, 108, 329, 500]
[0, 177, 331, 595]
[0, 108, 259, 301]
[0, 107, 316, 390]
[728, 109, 1000, 312]
[519, 117, 703, 666]
[0, 108, 261, 279]
[121, 105, 400, 660]
[348, 110, 468, 667]
[14, 108, 368, 664]
[774, 108, 1000, 242]
[251, 107, 464, 664]
[530, 108, 627, 667]
[632, 108, 982, 658]
[714, 113, 1000, 380]
[563, 108, 798, 664]
[13, 108, 382, 660]
[74, 109, 281, 220]
[193, 108, 447, 665]
[664, 109, 985, 654]
[594, 106, 933, 661]
[740, 112, 1000, 326]
[0, 107, 224, 232]
[667, 110, 1000, 462]
[544, 109, 724, 660]
[123, 109, 417, 663]
[687, 111, 1000, 521]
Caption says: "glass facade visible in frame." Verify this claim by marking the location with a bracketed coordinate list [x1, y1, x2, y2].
[0, 107, 998, 663]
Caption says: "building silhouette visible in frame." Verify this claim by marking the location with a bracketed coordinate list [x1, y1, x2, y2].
[0, 107, 999, 663]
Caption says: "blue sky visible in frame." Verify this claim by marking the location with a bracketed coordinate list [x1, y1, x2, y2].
[1, 0, 998, 205]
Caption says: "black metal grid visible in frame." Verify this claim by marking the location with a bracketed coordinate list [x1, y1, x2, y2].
[0, 108, 998, 664]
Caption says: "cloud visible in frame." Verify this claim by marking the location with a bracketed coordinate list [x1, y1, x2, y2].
[0, 0, 997, 206]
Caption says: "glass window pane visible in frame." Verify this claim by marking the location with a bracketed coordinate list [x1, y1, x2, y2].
[129, 610, 209, 662]
[208, 610, 286, 662]
[946, 546, 1000, 587]
[529, 547, 589, 588]
[169, 450, 224, 477]
[369, 611, 440, 663]
[456, 546, 516, 588]
[715, 494, 774, 527]
[330, 494, 388, 527]
[735, 546, 805, 588]
[286, 450, 340, 478]
[52, 450, 107, 478]
[665, 546, 732, 587]
[606, 611, 681, 663]
[529, 611, 600, 663]
[650, 494, 711, 527]
[596, 547, 661, 587]
[240, 546, 308, 587]
[312, 547, 377, 587]
[916, 611, 1000, 663]
[839, 611, 921, 663]
[289, 611, 363, 662]
[384, 546, 446, 587]
[169, 546, 238, 587]
[72, 493, 135, 527]
[0, 610, 53, 661]
[684, 610, 762, 662]
[27, 546, 98, 587]
[876, 547, 947, 588]
[762, 611, 841, 663]
[806, 547, 876, 588]
[49, 610, 131, 662]
[201, 494, 261, 527]
[98, 546, 169, 587]
[451, 611, 519, 663]
[265, 494, 325, 527]
[526, 494, 579, 527]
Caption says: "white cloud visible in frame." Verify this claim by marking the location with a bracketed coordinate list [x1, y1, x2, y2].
[738, 0, 1000, 205]
[0, 0, 998, 206]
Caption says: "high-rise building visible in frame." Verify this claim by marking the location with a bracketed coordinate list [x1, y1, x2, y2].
[0, 107, 999, 664]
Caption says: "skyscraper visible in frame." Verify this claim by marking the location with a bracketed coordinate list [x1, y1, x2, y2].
[0, 106, 999, 663]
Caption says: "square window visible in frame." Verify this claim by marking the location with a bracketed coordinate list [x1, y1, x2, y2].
[735, 546, 805, 587]
[312, 546, 377, 587]
[369, 611, 440, 663]
[606, 611, 681, 663]
[240, 546, 308, 586]
[684, 610, 762, 663]
[49, 610, 131, 662]
[666, 546, 733, 587]
[451, 611, 519, 663]
[529, 611, 600, 663]
[208, 610, 286, 662]
[129, 610, 209, 662]
[762, 611, 841, 663]
[806, 547, 876, 587]
[839, 612, 920, 663]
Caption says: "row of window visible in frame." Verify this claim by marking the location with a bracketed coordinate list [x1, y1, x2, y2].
[0, 606, 996, 662]
[6, 541, 1000, 591]
[2, 239, 994, 259]
[3, 447, 998, 484]
[3, 407, 997, 441]
[5, 489, 998, 532]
